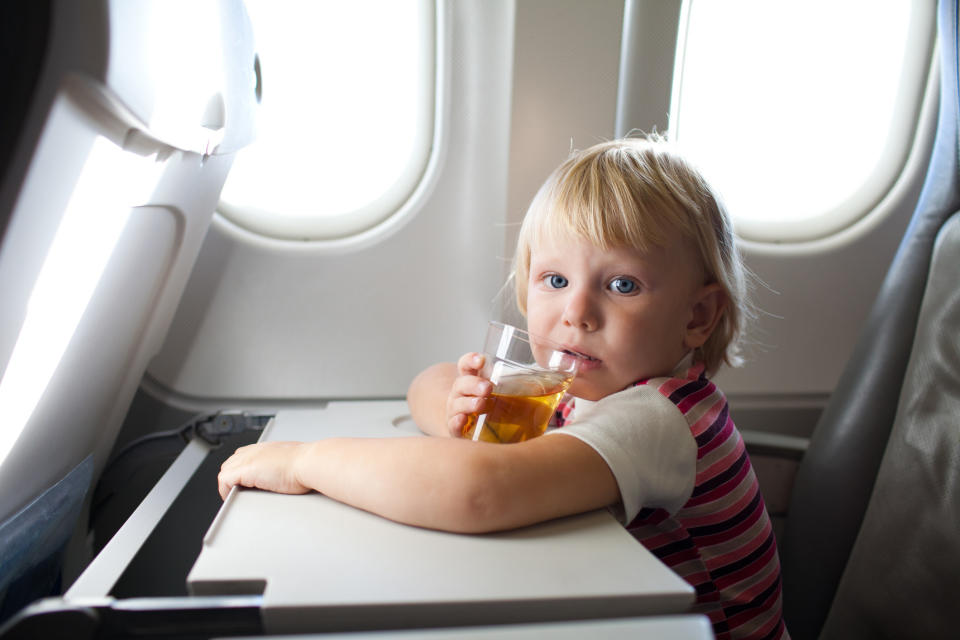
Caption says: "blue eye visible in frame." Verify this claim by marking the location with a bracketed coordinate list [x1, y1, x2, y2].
[609, 278, 637, 294]
[545, 274, 568, 289]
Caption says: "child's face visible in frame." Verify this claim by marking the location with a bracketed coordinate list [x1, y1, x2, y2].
[525, 230, 714, 401]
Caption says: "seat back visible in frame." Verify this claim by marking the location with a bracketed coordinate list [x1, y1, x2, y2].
[0, 0, 258, 620]
[822, 210, 960, 640]
[779, 1, 960, 637]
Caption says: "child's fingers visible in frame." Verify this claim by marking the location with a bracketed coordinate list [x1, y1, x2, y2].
[446, 374, 494, 438]
[447, 390, 489, 417]
[443, 359, 492, 440]
[218, 465, 238, 500]
[447, 375, 491, 420]
[218, 475, 235, 500]
[450, 373, 492, 401]
[447, 412, 467, 438]
[218, 444, 251, 499]
[217, 442, 309, 500]
[456, 352, 485, 376]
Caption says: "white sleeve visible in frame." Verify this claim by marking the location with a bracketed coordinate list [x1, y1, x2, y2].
[546, 385, 697, 524]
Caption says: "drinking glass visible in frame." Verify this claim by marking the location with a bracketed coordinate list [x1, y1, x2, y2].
[462, 321, 580, 443]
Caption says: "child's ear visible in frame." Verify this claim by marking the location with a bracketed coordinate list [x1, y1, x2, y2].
[684, 283, 727, 350]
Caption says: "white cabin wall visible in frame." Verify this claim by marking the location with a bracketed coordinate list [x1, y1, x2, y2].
[507, 0, 625, 227]
[497, 0, 625, 326]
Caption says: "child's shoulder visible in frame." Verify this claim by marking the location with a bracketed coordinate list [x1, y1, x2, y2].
[633, 359, 711, 393]
[572, 382, 687, 425]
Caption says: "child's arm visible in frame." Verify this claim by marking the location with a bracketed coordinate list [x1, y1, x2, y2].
[217, 433, 619, 534]
[407, 353, 492, 438]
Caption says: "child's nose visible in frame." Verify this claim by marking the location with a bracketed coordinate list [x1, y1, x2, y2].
[562, 289, 599, 332]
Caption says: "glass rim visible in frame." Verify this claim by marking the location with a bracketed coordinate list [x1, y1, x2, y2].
[486, 321, 585, 369]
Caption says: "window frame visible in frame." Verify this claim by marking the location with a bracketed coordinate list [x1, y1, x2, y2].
[668, 0, 936, 244]
[216, 0, 437, 241]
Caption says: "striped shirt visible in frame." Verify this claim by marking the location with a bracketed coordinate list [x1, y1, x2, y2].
[555, 362, 789, 640]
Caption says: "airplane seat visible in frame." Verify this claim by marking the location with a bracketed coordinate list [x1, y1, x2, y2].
[779, 0, 960, 638]
[0, 0, 257, 624]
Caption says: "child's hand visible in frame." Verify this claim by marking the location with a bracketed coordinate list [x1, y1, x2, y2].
[218, 441, 311, 500]
[445, 352, 493, 438]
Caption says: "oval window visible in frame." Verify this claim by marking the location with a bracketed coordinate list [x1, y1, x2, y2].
[669, 0, 934, 243]
[219, 0, 435, 240]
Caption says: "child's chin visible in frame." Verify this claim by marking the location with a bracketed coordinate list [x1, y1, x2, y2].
[569, 379, 608, 402]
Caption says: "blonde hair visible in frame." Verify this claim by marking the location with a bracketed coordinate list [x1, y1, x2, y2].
[514, 136, 750, 374]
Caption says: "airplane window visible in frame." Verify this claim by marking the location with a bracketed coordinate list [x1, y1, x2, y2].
[218, 0, 434, 240]
[670, 0, 933, 243]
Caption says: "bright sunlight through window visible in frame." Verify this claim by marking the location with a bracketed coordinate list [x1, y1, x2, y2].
[670, 0, 934, 243]
[218, 0, 435, 241]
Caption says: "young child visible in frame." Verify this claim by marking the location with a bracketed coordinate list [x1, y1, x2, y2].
[218, 137, 788, 639]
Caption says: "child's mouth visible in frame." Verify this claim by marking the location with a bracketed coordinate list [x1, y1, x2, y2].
[564, 349, 598, 362]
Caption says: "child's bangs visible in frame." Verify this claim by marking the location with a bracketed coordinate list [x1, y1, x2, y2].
[532, 166, 671, 253]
